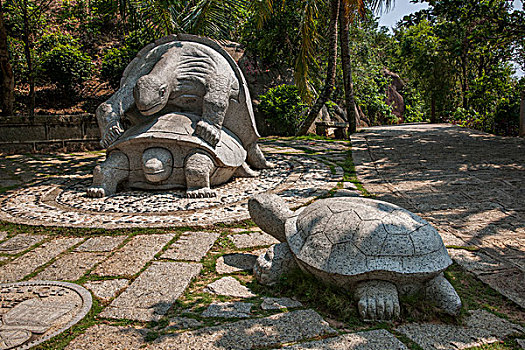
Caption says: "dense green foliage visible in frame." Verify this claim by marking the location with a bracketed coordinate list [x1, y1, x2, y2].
[258, 85, 308, 136]
[101, 29, 154, 88]
[1, 0, 523, 136]
[39, 43, 92, 91]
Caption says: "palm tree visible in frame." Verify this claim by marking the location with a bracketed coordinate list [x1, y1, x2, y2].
[297, 0, 392, 135]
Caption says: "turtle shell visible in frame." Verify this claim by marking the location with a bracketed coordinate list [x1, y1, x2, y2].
[110, 112, 246, 168]
[285, 197, 451, 279]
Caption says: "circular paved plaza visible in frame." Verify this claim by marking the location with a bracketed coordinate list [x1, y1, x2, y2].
[0, 143, 344, 228]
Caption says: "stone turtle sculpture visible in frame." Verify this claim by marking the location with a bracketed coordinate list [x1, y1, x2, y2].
[88, 34, 271, 197]
[88, 112, 257, 198]
[248, 194, 462, 321]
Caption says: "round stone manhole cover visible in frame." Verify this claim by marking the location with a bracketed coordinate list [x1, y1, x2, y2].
[0, 281, 92, 350]
[0, 154, 342, 228]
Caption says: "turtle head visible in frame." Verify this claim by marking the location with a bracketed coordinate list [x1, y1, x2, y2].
[248, 194, 293, 242]
[134, 75, 169, 116]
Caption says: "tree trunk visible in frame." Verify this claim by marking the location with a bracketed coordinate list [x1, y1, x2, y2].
[21, 0, 35, 118]
[297, 0, 340, 135]
[431, 94, 436, 123]
[520, 90, 525, 137]
[338, 0, 357, 135]
[0, 0, 14, 116]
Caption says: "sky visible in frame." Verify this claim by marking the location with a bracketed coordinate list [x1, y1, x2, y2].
[377, 0, 524, 77]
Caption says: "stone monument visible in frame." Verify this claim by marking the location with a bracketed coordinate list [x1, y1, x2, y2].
[248, 194, 462, 321]
[88, 34, 271, 198]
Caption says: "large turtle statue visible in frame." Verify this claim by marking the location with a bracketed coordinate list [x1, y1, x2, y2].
[248, 194, 462, 321]
[88, 34, 271, 198]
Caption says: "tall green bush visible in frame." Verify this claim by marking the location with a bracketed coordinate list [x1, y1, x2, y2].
[258, 85, 307, 136]
[39, 43, 92, 92]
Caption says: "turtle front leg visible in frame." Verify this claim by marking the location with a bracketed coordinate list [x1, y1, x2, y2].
[424, 273, 462, 316]
[254, 243, 297, 286]
[184, 152, 216, 198]
[87, 151, 129, 197]
[355, 280, 400, 321]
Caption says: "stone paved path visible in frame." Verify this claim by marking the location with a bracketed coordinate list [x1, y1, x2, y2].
[352, 124, 525, 308]
[0, 136, 524, 349]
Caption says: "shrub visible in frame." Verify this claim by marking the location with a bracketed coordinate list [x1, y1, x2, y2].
[258, 85, 307, 136]
[101, 29, 154, 88]
[39, 43, 92, 92]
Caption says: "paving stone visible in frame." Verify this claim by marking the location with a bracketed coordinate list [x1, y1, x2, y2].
[92, 234, 174, 277]
[229, 227, 262, 234]
[283, 329, 408, 349]
[448, 249, 506, 274]
[75, 236, 127, 252]
[333, 189, 360, 197]
[162, 317, 203, 330]
[204, 276, 255, 298]
[0, 237, 84, 283]
[99, 262, 202, 322]
[201, 302, 253, 318]
[215, 252, 261, 274]
[148, 309, 336, 350]
[477, 268, 525, 308]
[396, 309, 524, 350]
[228, 231, 279, 249]
[65, 324, 148, 350]
[35, 252, 108, 281]
[83, 279, 129, 302]
[261, 297, 303, 310]
[0, 234, 47, 254]
[0, 231, 8, 241]
[162, 231, 219, 261]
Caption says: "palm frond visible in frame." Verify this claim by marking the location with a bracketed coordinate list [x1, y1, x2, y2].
[294, 0, 320, 101]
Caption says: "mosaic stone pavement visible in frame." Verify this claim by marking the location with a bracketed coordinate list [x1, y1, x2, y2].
[0, 136, 523, 349]
[352, 124, 525, 309]
[0, 141, 345, 228]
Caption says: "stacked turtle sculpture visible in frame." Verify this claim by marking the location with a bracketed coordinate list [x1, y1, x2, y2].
[248, 194, 462, 321]
[87, 34, 271, 198]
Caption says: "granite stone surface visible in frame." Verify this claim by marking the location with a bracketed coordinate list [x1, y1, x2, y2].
[0, 234, 47, 255]
[35, 252, 108, 281]
[65, 324, 148, 350]
[148, 309, 336, 350]
[162, 231, 219, 261]
[282, 329, 408, 349]
[227, 231, 279, 249]
[0, 238, 84, 283]
[396, 309, 524, 350]
[83, 279, 129, 302]
[92, 234, 174, 277]
[201, 302, 253, 318]
[260, 297, 303, 310]
[75, 236, 127, 252]
[162, 317, 203, 330]
[215, 252, 261, 274]
[100, 262, 202, 321]
[204, 276, 255, 298]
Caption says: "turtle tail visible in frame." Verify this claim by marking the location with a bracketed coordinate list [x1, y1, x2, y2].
[248, 194, 292, 242]
[246, 143, 274, 169]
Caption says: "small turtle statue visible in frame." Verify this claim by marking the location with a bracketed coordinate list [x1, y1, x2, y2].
[248, 194, 462, 321]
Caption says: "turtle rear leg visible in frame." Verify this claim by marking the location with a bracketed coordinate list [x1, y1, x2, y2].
[87, 151, 129, 197]
[424, 273, 461, 316]
[355, 280, 401, 321]
[185, 152, 216, 198]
